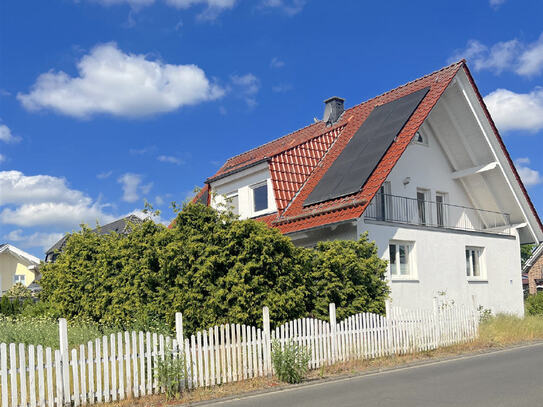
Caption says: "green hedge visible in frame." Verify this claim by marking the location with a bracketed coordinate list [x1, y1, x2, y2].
[40, 203, 389, 334]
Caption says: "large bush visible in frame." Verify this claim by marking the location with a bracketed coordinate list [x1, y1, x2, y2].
[41, 203, 389, 333]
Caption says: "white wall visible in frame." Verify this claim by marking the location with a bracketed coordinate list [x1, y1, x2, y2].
[210, 163, 277, 219]
[360, 221, 524, 316]
[357, 125, 525, 315]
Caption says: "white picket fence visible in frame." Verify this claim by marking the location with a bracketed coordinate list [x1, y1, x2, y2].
[0, 303, 479, 407]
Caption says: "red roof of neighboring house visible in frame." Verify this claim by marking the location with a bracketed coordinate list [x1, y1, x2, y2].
[178, 60, 542, 236]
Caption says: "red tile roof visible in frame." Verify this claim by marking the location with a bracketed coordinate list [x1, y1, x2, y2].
[183, 60, 542, 237]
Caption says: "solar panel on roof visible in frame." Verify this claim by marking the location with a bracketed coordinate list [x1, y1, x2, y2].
[304, 87, 430, 207]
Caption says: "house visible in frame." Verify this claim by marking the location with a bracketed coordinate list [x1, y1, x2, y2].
[0, 243, 41, 296]
[523, 243, 543, 295]
[190, 60, 542, 316]
[45, 215, 143, 263]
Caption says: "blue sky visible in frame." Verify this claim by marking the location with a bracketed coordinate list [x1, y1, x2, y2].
[1, 0, 543, 258]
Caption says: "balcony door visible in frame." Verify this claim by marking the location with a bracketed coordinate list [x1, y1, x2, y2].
[417, 188, 429, 225]
[436, 192, 448, 227]
[376, 182, 391, 221]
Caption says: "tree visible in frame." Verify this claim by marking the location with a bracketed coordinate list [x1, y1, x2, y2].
[303, 234, 389, 321]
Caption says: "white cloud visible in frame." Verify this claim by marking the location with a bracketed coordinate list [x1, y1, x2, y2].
[157, 155, 182, 165]
[0, 154, 5, 163]
[0, 170, 116, 228]
[18, 42, 224, 118]
[272, 83, 292, 93]
[484, 88, 543, 133]
[260, 0, 306, 16]
[4, 229, 65, 251]
[515, 158, 542, 187]
[155, 195, 164, 205]
[0, 123, 21, 143]
[117, 173, 152, 203]
[89, 0, 236, 19]
[166, 0, 236, 20]
[450, 34, 543, 77]
[230, 73, 260, 107]
[516, 34, 543, 76]
[489, 0, 506, 8]
[0, 171, 87, 205]
[0, 202, 116, 228]
[97, 171, 113, 179]
[270, 57, 285, 68]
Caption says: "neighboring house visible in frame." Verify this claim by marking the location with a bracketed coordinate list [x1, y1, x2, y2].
[189, 60, 543, 316]
[45, 215, 143, 263]
[0, 243, 41, 296]
[523, 243, 543, 295]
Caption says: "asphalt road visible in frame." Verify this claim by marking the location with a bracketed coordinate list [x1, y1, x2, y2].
[205, 343, 543, 407]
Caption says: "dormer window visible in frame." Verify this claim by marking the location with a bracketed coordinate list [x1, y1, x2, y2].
[226, 192, 239, 215]
[252, 183, 268, 212]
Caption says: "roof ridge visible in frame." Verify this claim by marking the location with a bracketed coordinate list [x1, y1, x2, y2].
[346, 60, 465, 113]
[220, 61, 465, 169]
[221, 120, 323, 165]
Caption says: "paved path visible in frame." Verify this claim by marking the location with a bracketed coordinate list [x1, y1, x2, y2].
[204, 343, 543, 407]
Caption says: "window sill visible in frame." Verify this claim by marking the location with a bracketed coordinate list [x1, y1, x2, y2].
[391, 278, 419, 282]
[467, 278, 488, 283]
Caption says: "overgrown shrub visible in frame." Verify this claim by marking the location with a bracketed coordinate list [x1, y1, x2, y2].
[40, 203, 389, 334]
[155, 345, 185, 400]
[304, 233, 389, 321]
[271, 339, 311, 384]
[526, 292, 543, 316]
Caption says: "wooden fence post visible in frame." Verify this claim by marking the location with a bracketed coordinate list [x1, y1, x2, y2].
[58, 318, 71, 404]
[329, 303, 337, 364]
[262, 306, 271, 375]
[175, 313, 183, 352]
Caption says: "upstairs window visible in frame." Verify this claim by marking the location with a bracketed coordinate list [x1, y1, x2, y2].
[226, 193, 239, 215]
[252, 183, 268, 213]
[466, 247, 484, 278]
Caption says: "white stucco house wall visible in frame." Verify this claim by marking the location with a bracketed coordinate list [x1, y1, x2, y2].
[189, 61, 542, 317]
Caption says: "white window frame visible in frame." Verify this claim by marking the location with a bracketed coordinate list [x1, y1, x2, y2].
[225, 191, 239, 216]
[435, 191, 448, 228]
[13, 274, 25, 285]
[465, 246, 485, 280]
[389, 241, 417, 280]
[412, 130, 428, 146]
[250, 181, 270, 217]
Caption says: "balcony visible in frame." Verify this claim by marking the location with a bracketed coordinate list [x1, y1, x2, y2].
[364, 193, 511, 235]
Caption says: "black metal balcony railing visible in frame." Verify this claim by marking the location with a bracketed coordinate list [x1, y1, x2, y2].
[364, 193, 511, 235]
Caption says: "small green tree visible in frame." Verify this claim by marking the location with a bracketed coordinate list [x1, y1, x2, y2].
[304, 233, 389, 321]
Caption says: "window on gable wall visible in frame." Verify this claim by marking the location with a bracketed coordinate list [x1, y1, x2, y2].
[252, 183, 268, 213]
[413, 131, 428, 146]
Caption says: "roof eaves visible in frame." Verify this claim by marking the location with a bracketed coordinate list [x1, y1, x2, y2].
[461, 64, 543, 238]
[206, 158, 269, 184]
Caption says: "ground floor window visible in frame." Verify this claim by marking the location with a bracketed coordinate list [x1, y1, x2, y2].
[465, 247, 484, 278]
[389, 241, 414, 278]
[13, 274, 25, 285]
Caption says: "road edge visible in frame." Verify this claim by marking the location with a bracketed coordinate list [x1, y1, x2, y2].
[179, 340, 543, 406]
